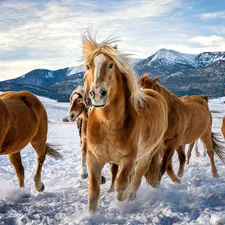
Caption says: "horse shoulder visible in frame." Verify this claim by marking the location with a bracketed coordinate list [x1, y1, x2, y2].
[222, 116, 225, 138]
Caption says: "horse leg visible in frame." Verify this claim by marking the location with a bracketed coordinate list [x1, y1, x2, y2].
[195, 140, 200, 157]
[122, 155, 153, 201]
[177, 145, 186, 177]
[80, 138, 88, 179]
[114, 156, 136, 201]
[31, 141, 47, 192]
[159, 146, 179, 183]
[166, 159, 180, 183]
[108, 163, 119, 192]
[8, 152, 25, 188]
[186, 142, 195, 165]
[87, 151, 104, 212]
[200, 132, 219, 178]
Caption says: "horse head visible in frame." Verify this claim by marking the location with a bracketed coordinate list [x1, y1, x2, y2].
[67, 86, 86, 122]
[138, 74, 159, 90]
[82, 32, 141, 110]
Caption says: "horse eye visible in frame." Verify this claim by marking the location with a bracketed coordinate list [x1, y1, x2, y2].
[86, 65, 90, 70]
[109, 63, 113, 69]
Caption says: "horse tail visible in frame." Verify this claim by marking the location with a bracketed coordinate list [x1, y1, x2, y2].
[212, 132, 225, 163]
[46, 143, 63, 160]
[144, 141, 164, 187]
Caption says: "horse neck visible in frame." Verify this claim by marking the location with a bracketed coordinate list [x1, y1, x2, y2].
[81, 105, 89, 119]
[97, 70, 131, 125]
[154, 83, 181, 106]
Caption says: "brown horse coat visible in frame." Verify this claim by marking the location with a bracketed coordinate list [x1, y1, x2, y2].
[82, 33, 168, 211]
[222, 116, 225, 139]
[0, 91, 62, 191]
[138, 75, 225, 182]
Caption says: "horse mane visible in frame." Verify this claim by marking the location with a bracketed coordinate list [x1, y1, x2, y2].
[81, 31, 145, 111]
[153, 83, 181, 104]
[140, 74, 181, 104]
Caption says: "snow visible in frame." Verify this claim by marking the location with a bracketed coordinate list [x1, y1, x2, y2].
[67, 65, 83, 76]
[150, 49, 197, 67]
[0, 97, 225, 225]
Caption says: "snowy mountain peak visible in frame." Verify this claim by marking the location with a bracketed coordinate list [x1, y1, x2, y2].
[66, 65, 83, 76]
[150, 48, 196, 66]
[195, 51, 225, 67]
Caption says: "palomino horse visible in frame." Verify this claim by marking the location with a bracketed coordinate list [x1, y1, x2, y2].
[67, 86, 117, 189]
[82, 33, 168, 211]
[138, 74, 225, 182]
[0, 91, 62, 191]
[222, 116, 225, 139]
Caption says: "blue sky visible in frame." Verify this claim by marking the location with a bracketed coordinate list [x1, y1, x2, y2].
[0, 0, 225, 81]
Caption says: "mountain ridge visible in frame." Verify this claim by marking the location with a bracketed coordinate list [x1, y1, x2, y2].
[0, 49, 224, 101]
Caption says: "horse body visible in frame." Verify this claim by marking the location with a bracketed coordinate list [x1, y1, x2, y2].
[222, 116, 225, 139]
[0, 92, 45, 155]
[0, 91, 62, 191]
[82, 34, 167, 211]
[138, 75, 225, 181]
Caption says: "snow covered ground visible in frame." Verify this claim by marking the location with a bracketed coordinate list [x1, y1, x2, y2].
[0, 97, 225, 225]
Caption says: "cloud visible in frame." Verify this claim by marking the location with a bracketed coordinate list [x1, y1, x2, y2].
[0, 0, 181, 80]
[200, 11, 225, 19]
[189, 35, 225, 47]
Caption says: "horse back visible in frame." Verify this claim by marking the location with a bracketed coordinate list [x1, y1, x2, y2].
[0, 91, 47, 154]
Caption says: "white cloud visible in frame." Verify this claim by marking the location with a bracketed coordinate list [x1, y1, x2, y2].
[200, 11, 225, 19]
[188, 35, 225, 47]
[0, 0, 181, 80]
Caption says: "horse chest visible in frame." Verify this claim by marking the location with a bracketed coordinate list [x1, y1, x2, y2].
[88, 123, 130, 162]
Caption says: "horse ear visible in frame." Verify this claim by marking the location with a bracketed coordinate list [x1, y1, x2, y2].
[153, 76, 159, 84]
[113, 44, 117, 50]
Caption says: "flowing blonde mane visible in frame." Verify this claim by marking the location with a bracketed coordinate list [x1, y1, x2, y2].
[81, 31, 145, 111]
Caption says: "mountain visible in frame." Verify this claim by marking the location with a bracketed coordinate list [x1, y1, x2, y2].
[134, 49, 197, 77]
[0, 65, 84, 101]
[0, 49, 224, 101]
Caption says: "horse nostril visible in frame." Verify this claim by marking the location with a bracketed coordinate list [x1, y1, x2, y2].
[71, 114, 74, 119]
[89, 90, 95, 99]
[100, 89, 107, 99]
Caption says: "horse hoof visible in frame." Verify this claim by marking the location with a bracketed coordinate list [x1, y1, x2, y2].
[101, 176, 106, 184]
[128, 192, 136, 201]
[107, 187, 114, 193]
[174, 178, 181, 184]
[81, 173, 88, 179]
[177, 173, 183, 178]
[195, 153, 200, 157]
[116, 191, 125, 201]
[37, 182, 45, 192]
[213, 173, 219, 178]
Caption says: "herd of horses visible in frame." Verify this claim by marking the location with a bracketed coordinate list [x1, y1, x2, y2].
[1, 33, 225, 212]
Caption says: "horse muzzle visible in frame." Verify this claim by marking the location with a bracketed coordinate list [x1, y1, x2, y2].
[89, 88, 108, 108]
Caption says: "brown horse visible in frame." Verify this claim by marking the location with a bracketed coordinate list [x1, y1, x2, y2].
[67, 86, 89, 179]
[67, 86, 117, 188]
[222, 116, 225, 139]
[180, 95, 208, 165]
[138, 74, 225, 182]
[82, 33, 168, 211]
[0, 91, 62, 191]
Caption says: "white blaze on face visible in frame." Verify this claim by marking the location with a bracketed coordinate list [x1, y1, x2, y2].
[93, 54, 106, 83]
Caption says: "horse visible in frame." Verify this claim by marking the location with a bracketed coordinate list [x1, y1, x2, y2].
[67, 85, 119, 189]
[81, 33, 168, 211]
[0, 91, 62, 191]
[138, 74, 225, 182]
[67, 86, 89, 179]
[222, 116, 225, 139]
[180, 95, 208, 165]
